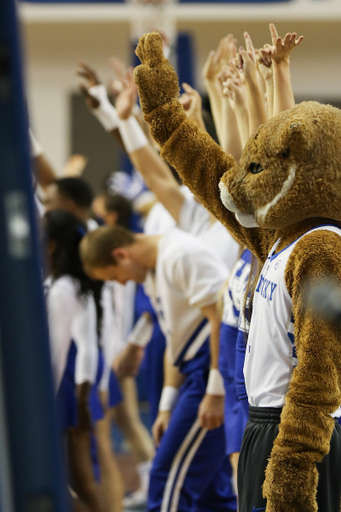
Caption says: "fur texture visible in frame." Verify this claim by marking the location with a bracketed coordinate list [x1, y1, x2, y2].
[134, 32, 341, 511]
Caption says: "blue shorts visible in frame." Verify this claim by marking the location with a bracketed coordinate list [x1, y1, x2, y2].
[222, 379, 249, 456]
[109, 369, 123, 408]
[219, 324, 248, 455]
[148, 345, 237, 512]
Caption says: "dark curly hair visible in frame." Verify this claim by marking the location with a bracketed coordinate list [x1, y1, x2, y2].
[42, 209, 103, 337]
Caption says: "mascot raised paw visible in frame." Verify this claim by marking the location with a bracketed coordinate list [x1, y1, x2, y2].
[134, 32, 187, 146]
[134, 33, 341, 512]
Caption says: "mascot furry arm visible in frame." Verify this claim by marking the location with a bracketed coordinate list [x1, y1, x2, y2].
[134, 32, 269, 261]
[134, 32, 341, 512]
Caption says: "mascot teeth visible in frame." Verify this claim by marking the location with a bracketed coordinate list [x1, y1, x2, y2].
[219, 182, 259, 227]
[219, 182, 238, 212]
[235, 211, 259, 228]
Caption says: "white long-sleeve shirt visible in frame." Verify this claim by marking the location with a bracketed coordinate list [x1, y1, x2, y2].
[46, 275, 98, 392]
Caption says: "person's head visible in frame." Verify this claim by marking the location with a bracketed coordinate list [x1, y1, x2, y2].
[80, 225, 147, 284]
[43, 209, 88, 282]
[92, 193, 133, 228]
[45, 177, 94, 222]
[42, 209, 103, 329]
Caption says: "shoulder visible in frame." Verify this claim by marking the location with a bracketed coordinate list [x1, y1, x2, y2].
[285, 228, 341, 296]
[48, 276, 78, 306]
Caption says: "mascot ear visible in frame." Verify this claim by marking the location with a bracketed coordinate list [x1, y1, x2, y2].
[278, 118, 313, 159]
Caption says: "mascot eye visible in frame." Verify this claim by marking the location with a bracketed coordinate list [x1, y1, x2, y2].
[281, 148, 290, 159]
[249, 163, 264, 174]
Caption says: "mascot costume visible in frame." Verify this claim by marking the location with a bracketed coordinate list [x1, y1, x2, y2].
[133, 32, 341, 512]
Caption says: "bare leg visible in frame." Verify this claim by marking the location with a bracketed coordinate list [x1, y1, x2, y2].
[95, 410, 125, 512]
[112, 376, 154, 463]
[229, 452, 240, 510]
[68, 428, 105, 512]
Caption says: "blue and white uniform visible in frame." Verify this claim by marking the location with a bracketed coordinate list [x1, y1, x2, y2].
[244, 225, 341, 418]
[45, 276, 103, 431]
[144, 228, 236, 512]
[218, 249, 251, 455]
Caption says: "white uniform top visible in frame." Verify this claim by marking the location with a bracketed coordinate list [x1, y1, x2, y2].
[144, 228, 229, 365]
[244, 225, 341, 417]
[110, 280, 136, 358]
[179, 196, 239, 272]
[46, 275, 98, 393]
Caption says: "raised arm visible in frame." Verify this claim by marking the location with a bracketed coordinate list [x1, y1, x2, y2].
[202, 35, 235, 144]
[115, 70, 186, 223]
[217, 58, 243, 160]
[221, 61, 249, 149]
[134, 32, 266, 253]
[256, 45, 274, 119]
[29, 129, 56, 190]
[260, 24, 303, 117]
[238, 32, 268, 135]
[77, 61, 125, 151]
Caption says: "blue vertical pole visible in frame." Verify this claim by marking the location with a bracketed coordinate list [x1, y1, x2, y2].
[0, 1, 69, 511]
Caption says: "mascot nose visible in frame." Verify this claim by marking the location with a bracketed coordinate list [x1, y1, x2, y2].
[250, 163, 264, 174]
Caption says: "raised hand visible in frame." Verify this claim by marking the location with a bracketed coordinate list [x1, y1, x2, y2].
[256, 45, 273, 82]
[108, 56, 128, 97]
[179, 83, 206, 130]
[134, 32, 180, 115]
[77, 61, 102, 109]
[115, 67, 138, 120]
[261, 23, 304, 64]
[222, 64, 247, 112]
[238, 32, 258, 82]
[202, 34, 237, 82]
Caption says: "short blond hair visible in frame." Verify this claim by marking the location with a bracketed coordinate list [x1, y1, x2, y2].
[80, 225, 135, 270]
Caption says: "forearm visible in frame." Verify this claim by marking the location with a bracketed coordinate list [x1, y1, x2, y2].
[128, 142, 185, 223]
[190, 111, 207, 133]
[29, 130, 56, 189]
[273, 61, 295, 117]
[33, 154, 56, 190]
[205, 79, 223, 143]
[234, 104, 250, 149]
[245, 80, 268, 136]
[164, 349, 185, 389]
[201, 303, 221, 371]
[221, 97, 242, 161]
[265, 77, 274, 119]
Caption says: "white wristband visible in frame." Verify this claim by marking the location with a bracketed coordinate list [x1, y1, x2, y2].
[88, 84, 120, 132]
[206, 369, 225, 396]
[128, 314, 153, 348]
[132, 104, 141, 116]
[29, 129, 43, 158]
[159, 386, 179, 412]
[118, 116, 148, 153]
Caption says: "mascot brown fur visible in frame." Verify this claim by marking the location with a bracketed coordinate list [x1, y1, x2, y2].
[134, 32, 341, 511]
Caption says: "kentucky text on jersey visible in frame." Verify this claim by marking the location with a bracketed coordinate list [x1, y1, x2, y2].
[255, 275, 277, 301]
